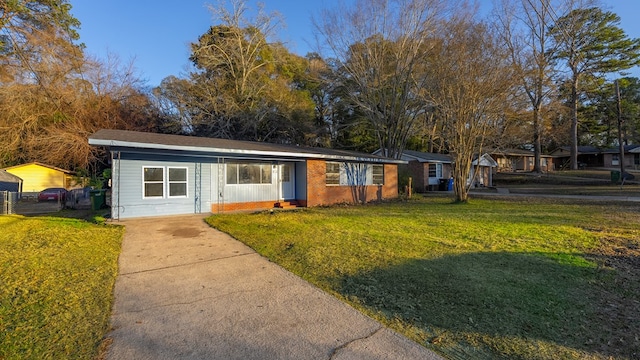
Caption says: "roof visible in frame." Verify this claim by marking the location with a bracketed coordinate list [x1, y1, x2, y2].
[400, 150, 453, 163]
[551, 145, 640, 156]
[0, 170, 22, 183]
[473, 153, 498, 167]
[488, 148, 552, 158]
[2, 162, 74, 174]
[88, 129, 406, 164]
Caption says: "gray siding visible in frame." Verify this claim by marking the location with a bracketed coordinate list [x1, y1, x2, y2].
[222, 163, 278, 203]
[295, 161, 307, 201]
[112, 155, 212, 219]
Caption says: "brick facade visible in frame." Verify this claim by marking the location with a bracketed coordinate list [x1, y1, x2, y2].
[306, 160, 398, 207]
[211, 200, 278, 214]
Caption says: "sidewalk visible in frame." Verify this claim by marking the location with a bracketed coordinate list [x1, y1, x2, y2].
[105, 215, 444, 360]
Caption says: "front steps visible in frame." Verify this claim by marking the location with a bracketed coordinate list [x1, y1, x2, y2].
[274, 200, 299, 209]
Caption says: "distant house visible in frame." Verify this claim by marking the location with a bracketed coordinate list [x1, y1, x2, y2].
[0, 170, 22, 192]
[2, 162, 74, 192]
[88, 129, 405, 219]
[374, 150, 496, 192]
[489, 149, 554, 172]
[551, 145, 640, 169]
[399, 150, 453, 192]
[470, 154, 498, 188]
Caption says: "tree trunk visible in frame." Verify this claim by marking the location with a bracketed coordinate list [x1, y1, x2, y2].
[533, 105, 542, 173]
[570, 74, 579, 170]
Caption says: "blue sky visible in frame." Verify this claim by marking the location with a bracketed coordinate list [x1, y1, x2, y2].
[71, 1, 640, 88]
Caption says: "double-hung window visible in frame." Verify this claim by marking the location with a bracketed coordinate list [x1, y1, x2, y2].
[168, 167, 188, 197]
[372, 165, 384, 185]
[326, 162, 340, 185]
[143, 167, 164, 198]
[143, 166, 188, 199]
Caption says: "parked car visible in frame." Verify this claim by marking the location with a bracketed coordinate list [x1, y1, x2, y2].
[37, 188, 67, 202]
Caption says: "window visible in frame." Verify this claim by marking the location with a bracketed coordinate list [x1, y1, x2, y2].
[428, 164, 437, 178]
[168, 167, 187, 197]
[143, 167, 164, 198]
[326, 162, 340, 185]
[281, 164, 291, 182]
[612, 154, 620, 166]
[372, 165, 384, 185]
[226, 163, 272, 184]
[143, 166, 189, 199]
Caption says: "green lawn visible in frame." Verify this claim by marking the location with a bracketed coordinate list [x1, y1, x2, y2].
[0, 215, 124, 360]
[206, 197, 640, 360]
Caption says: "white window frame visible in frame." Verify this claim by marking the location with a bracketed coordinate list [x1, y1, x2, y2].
[226, 162, 273, 185]
[167, 167, 188, 198]
[326, 162, 341, 186]
[142, 166, 165, 199]
[372, 164, 384, 185]
[612, 154, 620, 166]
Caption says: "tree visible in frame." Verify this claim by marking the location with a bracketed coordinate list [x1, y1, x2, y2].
[162, 0, 316, 144]
[580, 77, 640, 146]
[550, 6, 640, 169]
[425, 15, 514, 202]
[314, 0, 445, 159]
[496, 0, 568, 172]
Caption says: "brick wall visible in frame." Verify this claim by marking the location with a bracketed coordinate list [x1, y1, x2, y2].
[306, 159, 399, 207]
[211, 200, 276, 213]
[408, 160, 426, 192]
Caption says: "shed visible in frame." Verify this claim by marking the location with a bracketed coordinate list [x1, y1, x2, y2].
[88, 129, 405, 219]
[0, 170, 22, 192]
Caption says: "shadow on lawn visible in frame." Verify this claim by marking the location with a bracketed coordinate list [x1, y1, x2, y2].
[339, 251, 639, 359]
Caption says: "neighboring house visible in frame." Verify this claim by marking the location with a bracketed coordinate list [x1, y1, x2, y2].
[489, 148, 554, 172]
[374, 149, 496, 192]
[397, 150, 453, 192]
[470, 154, 498, 188]
[551, 145, 640, 169]
[0, 170, 22, 192]
[2, 162, 74, 192]
[627, 147, 640, 169]
[88, 129, 405, 220]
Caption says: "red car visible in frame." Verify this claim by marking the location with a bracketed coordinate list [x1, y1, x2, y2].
[37, 188, 67, 202]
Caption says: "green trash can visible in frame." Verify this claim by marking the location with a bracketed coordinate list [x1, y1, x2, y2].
[611, 170, 621, 184]
[90, 190, 105, 210]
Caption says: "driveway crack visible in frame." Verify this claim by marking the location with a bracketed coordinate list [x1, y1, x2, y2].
[120, 252, 256, 275]
[328, 326, 383, 359]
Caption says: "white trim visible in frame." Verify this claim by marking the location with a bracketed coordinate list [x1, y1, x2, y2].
[142, 166, 165, 199]
[88, 138, 406, 164]
[167, 167, 188, 198]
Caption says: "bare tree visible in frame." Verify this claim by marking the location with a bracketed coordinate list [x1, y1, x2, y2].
[495, 0, 571, 172]
[314, 0, 445, 159]
[426, 14, 514, 202]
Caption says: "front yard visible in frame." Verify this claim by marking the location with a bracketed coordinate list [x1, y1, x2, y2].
[0, 215, 123, 360]
[206, 197, 640, 360]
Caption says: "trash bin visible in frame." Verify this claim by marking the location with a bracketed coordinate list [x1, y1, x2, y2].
[90, 190, 105, 210]
[447, 178, 454, 191]
[611, 170, 621, 184]
[438, 179, 448, 191]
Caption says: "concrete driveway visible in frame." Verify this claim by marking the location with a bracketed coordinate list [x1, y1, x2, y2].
[106, 215, 443, 360]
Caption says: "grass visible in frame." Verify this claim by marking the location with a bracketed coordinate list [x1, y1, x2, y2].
[206, 197, 640, 360]
[0, 214, 124, 360]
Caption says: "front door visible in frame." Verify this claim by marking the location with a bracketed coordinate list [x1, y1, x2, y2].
[279, 163, 295, 200]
